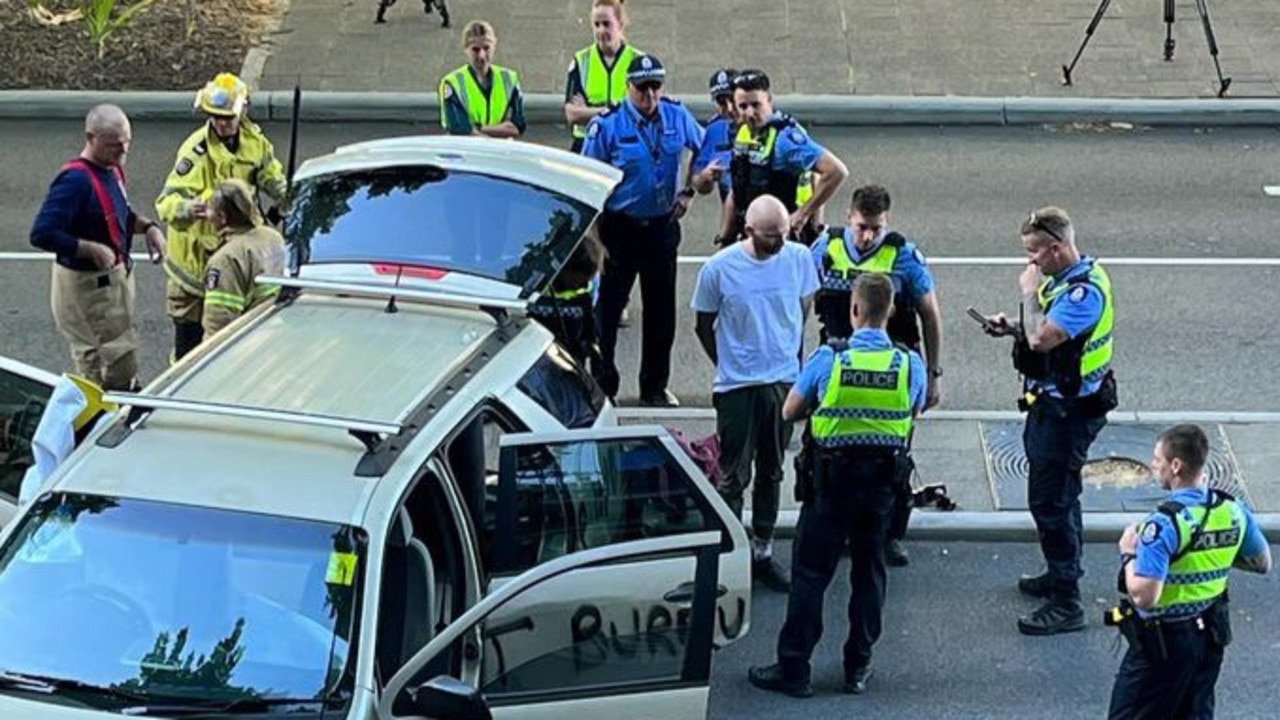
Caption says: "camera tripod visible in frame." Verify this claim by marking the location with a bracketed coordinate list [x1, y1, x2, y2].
[1061, 0, 1232, 98]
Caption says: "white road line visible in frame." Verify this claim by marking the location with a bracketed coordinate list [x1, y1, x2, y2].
[1, 252, 1277, 267]
[616, 408, 1280, 424]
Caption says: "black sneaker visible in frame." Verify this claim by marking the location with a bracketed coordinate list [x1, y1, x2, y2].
[1017, 571, 1054, 599]
[747, 664, 812, 699]
[1017, 598, 1085, 636]
[842, 665, 874, 695]
[421, 0, 432, 13]
[753, 557, 791, 592]
[886, 539, 909, 567]
[639, 389, 680, 408]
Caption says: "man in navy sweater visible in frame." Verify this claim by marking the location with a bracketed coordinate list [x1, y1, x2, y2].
[31, 104, 166, 391]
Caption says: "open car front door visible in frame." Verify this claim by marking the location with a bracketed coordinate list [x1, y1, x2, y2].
[379, 532, 724, 720]
[486, 425, 751, 651]
[0, 357, 58, 525]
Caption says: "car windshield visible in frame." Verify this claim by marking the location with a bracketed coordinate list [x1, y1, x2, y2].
[0, 493, 363, 707]
[287, 165, 597, 298]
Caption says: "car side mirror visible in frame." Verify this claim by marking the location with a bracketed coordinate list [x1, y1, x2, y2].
[409, 675, 492, 720]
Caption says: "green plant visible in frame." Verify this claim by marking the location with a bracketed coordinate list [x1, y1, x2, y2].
[79, 0, 161, 58]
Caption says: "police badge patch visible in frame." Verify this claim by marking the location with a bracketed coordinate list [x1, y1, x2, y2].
[788, 127, 807, 144]
[1069, 285, 1087, 302]
[1141, 521, 1161, 545]
[175, 158, 194, 176]
[205, 269, 221, 290]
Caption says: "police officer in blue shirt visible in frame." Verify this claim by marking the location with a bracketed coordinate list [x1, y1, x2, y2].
[983, 206, 1118, 635]
[810, 185, 944, 566]
[720, 69, 847, 246]
[690, 67, 737, 205]
[1105, 424, 1271, 719]
[749, 272, 926, 699]
[581, 54, 704, 406]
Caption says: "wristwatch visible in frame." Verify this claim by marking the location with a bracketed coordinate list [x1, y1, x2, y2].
[928, 366, 944, 378]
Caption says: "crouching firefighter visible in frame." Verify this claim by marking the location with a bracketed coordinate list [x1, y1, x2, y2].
[1106, 423, 1271, 719]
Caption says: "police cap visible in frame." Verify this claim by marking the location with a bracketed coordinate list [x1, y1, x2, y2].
[627, 54, 666, 85]
[709, 68, 737, 99]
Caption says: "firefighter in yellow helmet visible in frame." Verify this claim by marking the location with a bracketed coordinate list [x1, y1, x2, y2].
[155, 72, 288, 361]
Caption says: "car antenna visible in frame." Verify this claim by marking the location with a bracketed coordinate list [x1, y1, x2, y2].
[286, 79, 301, 191]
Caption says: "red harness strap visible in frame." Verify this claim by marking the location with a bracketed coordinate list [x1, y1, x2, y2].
[61, 158, 128, 256]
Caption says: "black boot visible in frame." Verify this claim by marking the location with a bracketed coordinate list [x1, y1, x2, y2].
[421, 0, 433, 13]
[439, 3, 451, 27]
[748, 664, 812, 699]
[1017, 571, 1054, 599]
[886, 539, 910, 567]
[1017, 595, 1085, 636]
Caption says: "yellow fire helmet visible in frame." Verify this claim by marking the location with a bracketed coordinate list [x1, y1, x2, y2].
[195, 72, 250, 117]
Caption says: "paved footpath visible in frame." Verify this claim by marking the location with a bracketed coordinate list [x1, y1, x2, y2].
[255, 0, 1280, 98]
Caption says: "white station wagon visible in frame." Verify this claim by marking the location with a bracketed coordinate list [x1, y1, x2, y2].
[0, 137, 750, 719]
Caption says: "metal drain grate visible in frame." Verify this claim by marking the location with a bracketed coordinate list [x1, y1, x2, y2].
[983, 422, 1248, 512]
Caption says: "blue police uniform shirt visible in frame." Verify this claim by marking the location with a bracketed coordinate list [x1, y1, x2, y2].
[793, 329, 927, 412]
[809, 229, 935, 301]
[1031, 255, 1106, 398]
[582, 97, 704, 219]
[765, 114, 826, 174]
[31, 159, 135, 271]
[691, 240, 819, 393]
[693, 114, 734, 200]
[1132, 486, 1268, 618]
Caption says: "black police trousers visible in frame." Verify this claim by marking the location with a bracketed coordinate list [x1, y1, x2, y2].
[593, 211, 680, 400]
[1024, 400, 1106, 597]
[1107, 620, 1225, 719]
[777, 452, 897, 679]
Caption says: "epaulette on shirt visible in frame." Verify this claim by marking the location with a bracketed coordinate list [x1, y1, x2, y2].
[193, 139, 208, 156]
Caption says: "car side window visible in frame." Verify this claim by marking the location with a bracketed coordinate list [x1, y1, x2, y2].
[443, 406, 527, 576]
[490, 436, 722, 576]
[376, 467, 467, 688]
[0, 367, 54, 501]
[516, 344, 604, 429]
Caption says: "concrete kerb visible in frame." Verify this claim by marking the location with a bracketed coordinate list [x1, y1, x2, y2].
[756, 510, 1280, 543]
[4, 90, 1280, 126]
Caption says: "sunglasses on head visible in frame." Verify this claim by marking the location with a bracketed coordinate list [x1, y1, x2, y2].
[1027, 211, 1066, 244]
[731, 70, 769, 91]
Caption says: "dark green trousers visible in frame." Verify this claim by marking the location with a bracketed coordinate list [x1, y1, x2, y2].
[713, 382, 792, 541]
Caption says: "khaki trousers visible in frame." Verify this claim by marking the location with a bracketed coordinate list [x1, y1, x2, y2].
[50, 263, 138, 391]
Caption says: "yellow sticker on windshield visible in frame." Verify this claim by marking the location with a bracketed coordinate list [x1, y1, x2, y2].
[326, 552, 358, 586]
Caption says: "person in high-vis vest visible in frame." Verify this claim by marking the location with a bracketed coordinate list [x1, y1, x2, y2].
[811, 185, 944, 567]
[527, 229, 605, 366]
[719, 69, 847, 247]
[749, 273, 926, 699]
[156, 72, 287, 362]
[439, 21, 526, 138]
[982, 206, 1119, 635]
[563, 0, 642, 153]
[201, 179, 286, 339]
[31, 104, 166, 391]
[1107, 424, 1270, 719]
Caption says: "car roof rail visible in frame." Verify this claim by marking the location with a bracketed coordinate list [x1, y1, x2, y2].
[263, 275, 527, 324]
[96, 392, 401, 453]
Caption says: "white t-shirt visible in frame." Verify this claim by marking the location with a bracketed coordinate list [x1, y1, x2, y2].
[691, 240, 820, 393]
